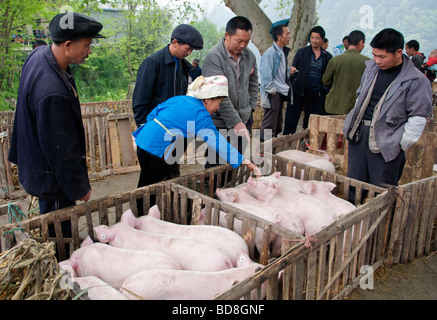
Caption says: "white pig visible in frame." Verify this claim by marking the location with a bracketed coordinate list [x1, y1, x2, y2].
[216, 187, 305, 236]
[245, 172, 337, 236]
[216, 186, 306, 256]
[277, 149, 334, 163]
[73, 276, 128, 300]
[58, 241, 181, 286]
[119, 263, 266, 300]
[299, 180, 357, 218]
[277, 150, 335, 173]
[93, 223, 233, 272]
[120, 207, 249, 267]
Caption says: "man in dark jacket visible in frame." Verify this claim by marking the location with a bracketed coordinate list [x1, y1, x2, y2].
[283, 26, 332, 135]
[132, 24, 203, 214]
[8, 12, 104, 230]
[132, 24, 204, 128]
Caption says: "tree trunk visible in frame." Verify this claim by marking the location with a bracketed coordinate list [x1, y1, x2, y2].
[223, 0, 317, 60]
[223, 0, 272, 55]
[287, 0, 317, 62]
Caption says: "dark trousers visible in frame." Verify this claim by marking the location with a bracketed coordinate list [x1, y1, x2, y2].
[260, 93, 287, 141]
[136, 147, 180, 215]
[39, 198, 75, 259]
[347, 125, 406, 202]
[39, 199, 76, 237]
[283, 93, 324, 135]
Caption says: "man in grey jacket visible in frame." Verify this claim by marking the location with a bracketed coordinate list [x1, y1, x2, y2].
[202, 16, 258, 168]
[259, 24, 293, 141]
[343, 28, 433, 190]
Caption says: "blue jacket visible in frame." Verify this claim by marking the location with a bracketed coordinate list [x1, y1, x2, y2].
[8, 45, 90, 201]
[260, 43, 291, 108]
[132, 96, 243, 168]
[132, 45, 193, 127]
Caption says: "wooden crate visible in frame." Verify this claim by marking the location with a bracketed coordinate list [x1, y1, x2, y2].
[386, 176, 437, 267]
[270, 129, 310, 154]
[307, 114, 348, 175]
[215, 189, 394, 300]
[0, 182, 303, 300]
[0, 105, 139, 199]
[173, 155, 395, 300]
[80, 100, 132, 115]
[306, 112, 437, 183]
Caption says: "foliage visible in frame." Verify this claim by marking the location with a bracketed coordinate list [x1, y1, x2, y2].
[0, 0, 57, 110]
[0, 0, 207, 108]
[318, 0, 437, 58]
[188, 17, 225, 65]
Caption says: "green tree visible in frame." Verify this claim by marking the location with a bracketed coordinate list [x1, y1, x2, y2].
[0, 0, 55, 110]
[188, 17, 225, 65]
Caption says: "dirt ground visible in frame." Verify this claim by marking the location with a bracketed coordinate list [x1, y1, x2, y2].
[2, 166, 436, 300]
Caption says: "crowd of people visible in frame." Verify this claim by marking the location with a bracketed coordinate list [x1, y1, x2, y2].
[8, 11, 434, 228]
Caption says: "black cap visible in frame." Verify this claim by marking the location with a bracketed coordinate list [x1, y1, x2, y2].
[171, 24, 203, 50]
[49, 12, 105, 42]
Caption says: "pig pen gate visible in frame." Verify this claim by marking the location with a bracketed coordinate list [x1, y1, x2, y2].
[0, 99, 436, 300]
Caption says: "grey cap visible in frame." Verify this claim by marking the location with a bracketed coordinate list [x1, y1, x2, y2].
[171, 24, 203, 50]
[49, 12, 105, 42]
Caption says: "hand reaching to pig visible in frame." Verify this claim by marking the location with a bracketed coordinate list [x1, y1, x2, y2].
[242, 159, 261, 177]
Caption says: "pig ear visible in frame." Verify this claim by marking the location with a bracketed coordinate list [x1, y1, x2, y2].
[324, 153, 334, 163]
[80, 236, 94, 247]
[273, 172, 281, 179]
[301, 181, 315, 194]
[230, 191, 237, 202]
[148, 205, 161, 219]
[94, 225, 112, 243]
[325, 182, 337, 192]
[274, 213, 283, 224]
[240, 185, 248, 192]
[121, 209, 137, 228]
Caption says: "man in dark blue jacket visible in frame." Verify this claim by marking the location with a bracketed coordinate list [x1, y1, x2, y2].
[132, 24, 204, 128]
[132, 24, 203, 214]
[283, 26, 332, 135]
[9, 12, 104, 220]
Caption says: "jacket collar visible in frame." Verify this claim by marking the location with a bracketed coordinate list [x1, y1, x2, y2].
[365, 54, 419, 83]
[44, 45, 78, 99]
[163, 44, 192, 72]
[273, 42, 290, 56]
[219, 37, 249, 60]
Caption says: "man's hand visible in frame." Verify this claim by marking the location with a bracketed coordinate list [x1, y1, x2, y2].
[81, 190, 91, 202]
[233, 122, 250, 142]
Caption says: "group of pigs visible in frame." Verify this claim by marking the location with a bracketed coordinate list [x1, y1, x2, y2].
[59, 206, 265, 300]
[59, 150, 357, 300]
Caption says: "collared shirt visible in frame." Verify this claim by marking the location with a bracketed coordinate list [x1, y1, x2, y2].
[272, 43, 290, 96]
[305, 50, 324, 95]
[225, 44, 242, 100]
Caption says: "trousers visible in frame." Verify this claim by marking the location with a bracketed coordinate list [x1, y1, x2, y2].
[347, 125, 405, 202]
[283, 93, 324, 135]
